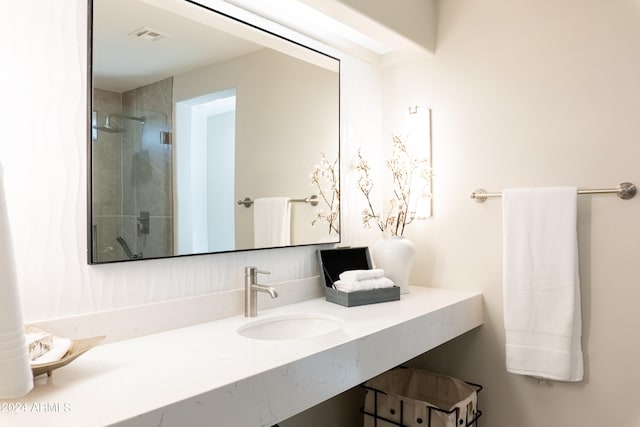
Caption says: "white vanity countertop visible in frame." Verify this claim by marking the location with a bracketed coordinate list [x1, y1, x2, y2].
[0, 286, 482, 427]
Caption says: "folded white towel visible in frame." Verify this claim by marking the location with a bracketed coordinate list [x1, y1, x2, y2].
[339, 269, 385, 282]
[334, 277, 395, 293]
[502, 187, 583, 382]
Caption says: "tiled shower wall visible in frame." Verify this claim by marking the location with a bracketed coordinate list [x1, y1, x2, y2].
[121, 77, 173, 260]
[92, 88, 125, 262]
[92, 77, 173, 262]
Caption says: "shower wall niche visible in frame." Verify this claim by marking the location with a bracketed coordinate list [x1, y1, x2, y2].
[92, 77, 173, 262]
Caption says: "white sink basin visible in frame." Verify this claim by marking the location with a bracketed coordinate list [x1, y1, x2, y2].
[237, 313, 343, 340]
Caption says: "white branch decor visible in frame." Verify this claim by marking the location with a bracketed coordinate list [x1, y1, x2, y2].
[310, 153, 340, 235]
[355, 134, 432, 236]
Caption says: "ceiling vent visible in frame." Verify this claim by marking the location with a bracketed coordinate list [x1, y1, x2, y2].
[128, 27, 168, 41]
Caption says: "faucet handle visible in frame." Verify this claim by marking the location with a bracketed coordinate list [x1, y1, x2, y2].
[244, 266, 271, 276]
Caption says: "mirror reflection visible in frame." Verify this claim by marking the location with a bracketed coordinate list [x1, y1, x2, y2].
[89, 0, 340, 263]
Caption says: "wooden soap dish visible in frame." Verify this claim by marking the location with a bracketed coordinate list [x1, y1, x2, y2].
[27, 327, 105, 377]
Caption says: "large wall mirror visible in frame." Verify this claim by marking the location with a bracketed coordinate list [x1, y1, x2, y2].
[89, 0, 340, 263]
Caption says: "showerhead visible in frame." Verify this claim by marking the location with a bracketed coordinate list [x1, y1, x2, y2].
[110, 114, 146, 125]
[93, 125, 125, 133]
[92, 113, 146, 138]
[93, 115, 125, 133]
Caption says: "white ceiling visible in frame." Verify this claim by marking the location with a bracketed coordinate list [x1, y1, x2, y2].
[227, 0, 434, 66]
[93, 0, 263, 92]
[92, 0, 432, 93]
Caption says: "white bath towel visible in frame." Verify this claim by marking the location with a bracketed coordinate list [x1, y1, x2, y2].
[334, 277, 395, 293]
[0, 163, 33, 398]
[253, 197, 291, 247]
[339, 269, 385, 282]
[502, 187, 583, 381]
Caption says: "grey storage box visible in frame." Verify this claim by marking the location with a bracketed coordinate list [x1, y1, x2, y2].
[318, 247, 400, 307]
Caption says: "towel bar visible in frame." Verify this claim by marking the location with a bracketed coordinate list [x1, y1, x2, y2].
[470, 182, 636, 203]
[237, 195, 319, 208]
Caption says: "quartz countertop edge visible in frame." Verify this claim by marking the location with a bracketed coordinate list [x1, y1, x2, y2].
[0, 286, 482, 427]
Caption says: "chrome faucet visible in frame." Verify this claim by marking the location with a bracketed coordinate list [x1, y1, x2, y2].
[244, 266, 278, 317]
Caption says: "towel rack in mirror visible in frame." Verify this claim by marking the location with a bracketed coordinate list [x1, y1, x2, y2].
[470, 182, 636, 203]
[237, 195, 319, 208]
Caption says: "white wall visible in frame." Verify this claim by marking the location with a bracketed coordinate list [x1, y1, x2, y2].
[382, 0, 640, 425]
[0, 1, 380, 323]
[173, 48, 340, 249]
[207, 110, 236, 251]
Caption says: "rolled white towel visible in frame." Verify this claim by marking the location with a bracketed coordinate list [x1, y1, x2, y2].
[26, 331, 53, 360]
[31, 338, 72, 364]
[339, 268, 385, 282]
[334, 276, 395, 293]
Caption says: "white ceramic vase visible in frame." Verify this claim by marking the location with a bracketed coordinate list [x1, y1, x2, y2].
[371, 236, 416, 294]
[0, 163, 33, 398]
